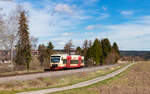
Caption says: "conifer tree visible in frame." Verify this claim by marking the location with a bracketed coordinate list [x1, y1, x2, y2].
[92, 39, 103, 65]
[87, 46, 93, 59]
[101, 38, 112, 63]
[47, 41, 54, 57]
[112, 42, 119, 54]
[47, 41, 54, 64]
[112, 42, 120, 63]
[86, 40, 93, 66]
[86, 45, 94, 66]
[15, 10, 31, 70]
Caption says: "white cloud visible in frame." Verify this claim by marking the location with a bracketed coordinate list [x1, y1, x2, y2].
[97, 13, 109, 20]
[0, 0, 92, 49]
[102, 6, 107, 11]
[20, 2, 54, 38]
[84, 16, 150, 50]
[85, 25, 95, 30]
[121, 10, 133, 16]
[0, 1, 17, 14]
[1, 0, 150, 50]
[85, 24, 103, 30]
[61, 32, 71, 36]
[57, 41, 66, 46]
[54, 4, 73, 14]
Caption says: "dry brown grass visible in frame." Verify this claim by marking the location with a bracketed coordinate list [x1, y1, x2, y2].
[51, 61, 150, 94]
[95, 61, 150, 94]
[0, 56, 44, 77]
[0, 64, 124, 92]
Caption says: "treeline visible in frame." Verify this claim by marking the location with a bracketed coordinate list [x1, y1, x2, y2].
[75, 38, 120, 66]
[38, 38, 120, 67]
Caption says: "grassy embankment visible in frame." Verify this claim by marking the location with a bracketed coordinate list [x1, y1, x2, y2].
[0, 63, 129, 94]
[49, 61, 150, 94]
[0, 69, 44, 77]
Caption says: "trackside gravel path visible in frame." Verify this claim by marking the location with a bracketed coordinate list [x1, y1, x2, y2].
[17, 63, 134, 94]
[0, 64, 119, 83]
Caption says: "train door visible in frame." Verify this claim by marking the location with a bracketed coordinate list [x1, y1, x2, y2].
[66, 56, 71, 68]
[78, 56, 81, 67]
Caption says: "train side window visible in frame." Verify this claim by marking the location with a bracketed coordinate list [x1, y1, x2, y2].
[63, 59, 67, 64]
[71, 60, 78, 64]
[71, 60, 73, 64]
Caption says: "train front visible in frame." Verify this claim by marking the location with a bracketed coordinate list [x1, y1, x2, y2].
[50, 55, 64, 70]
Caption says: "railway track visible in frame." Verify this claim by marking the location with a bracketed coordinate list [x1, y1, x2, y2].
[0, 64, 121, 83]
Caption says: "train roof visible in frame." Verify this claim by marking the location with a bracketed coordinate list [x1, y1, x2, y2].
[51, 54, 84, 58]
[51, 54, 68, 57]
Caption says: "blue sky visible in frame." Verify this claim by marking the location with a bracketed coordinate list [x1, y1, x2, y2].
[0, 0, 150, 50]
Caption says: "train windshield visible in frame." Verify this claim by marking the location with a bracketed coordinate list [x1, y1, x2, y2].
[51, 56, 60, 63]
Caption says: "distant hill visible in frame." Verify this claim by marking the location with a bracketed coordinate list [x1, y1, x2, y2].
[120, 51, 150, 60]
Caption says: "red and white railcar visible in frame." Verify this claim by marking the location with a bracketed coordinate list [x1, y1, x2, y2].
[50, 54, 84, 70]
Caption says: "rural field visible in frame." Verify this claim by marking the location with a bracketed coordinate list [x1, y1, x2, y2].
[50, 61, 150, 94]
[0, 63, 125, 94]
[0, 0, 150, 94]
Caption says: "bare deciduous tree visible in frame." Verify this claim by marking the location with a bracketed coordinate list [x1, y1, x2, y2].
[0, 7, 20, 69]
[0, 10, 6, 49]
[82, 40, 88, 60]
[30, 36, 38, 50]
[7, 8, 21, 70]
[64, 39, 74, 55]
